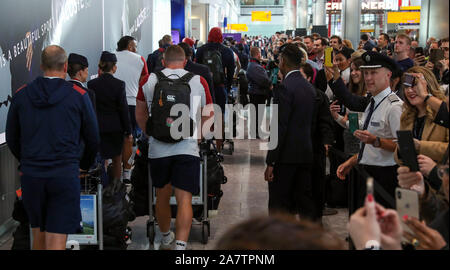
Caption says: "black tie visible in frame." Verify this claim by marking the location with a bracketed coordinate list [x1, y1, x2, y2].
[358, 98, 376, 163]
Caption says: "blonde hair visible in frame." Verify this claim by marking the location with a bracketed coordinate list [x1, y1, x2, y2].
[343, 39, 354, 50]
[401, 66, 446, 123]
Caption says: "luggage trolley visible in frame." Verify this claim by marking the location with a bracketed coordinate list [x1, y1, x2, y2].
[66, 164, 105, 250]
[147, 142, 211, 249]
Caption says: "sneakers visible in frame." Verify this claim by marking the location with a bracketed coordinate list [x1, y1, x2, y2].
[160, 231, 175, 250]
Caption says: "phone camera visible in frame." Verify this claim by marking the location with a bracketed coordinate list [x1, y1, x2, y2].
[397, 191, 402, 199]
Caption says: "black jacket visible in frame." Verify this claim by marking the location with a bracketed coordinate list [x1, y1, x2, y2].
[328, 77, 371, 112]
[434, 102, 449, 128]
[185, 60, 215, 102]
[430, 210, 449, 250]
[87, 73, 131, 135]
[195, 42, 236, 91]
[312, 88, 335, 152]
[266, 71, 316, 166]
[247, 59, 272, 96]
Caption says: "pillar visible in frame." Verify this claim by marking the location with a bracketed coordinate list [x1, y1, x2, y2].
[341, 0, 361, 49]
[296, 0, 308, 29]
[419, 0, 449, 46]
[313, 0, 326, 26]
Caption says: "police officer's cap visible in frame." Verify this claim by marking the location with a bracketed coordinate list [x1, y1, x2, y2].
[68, 53, 89, 67]
[360, 51, 397, 72]
[100, 51, 117, 62]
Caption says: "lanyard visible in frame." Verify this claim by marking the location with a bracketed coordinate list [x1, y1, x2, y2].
[366, 92, 392, 125]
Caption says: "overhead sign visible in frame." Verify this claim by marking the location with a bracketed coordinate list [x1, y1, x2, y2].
[387, 12, 421, 24]
[230, 24, 248, 32]
[327, 1, 394, 11]
[251, 11, 271, 22]
[400, 6, 421, 11]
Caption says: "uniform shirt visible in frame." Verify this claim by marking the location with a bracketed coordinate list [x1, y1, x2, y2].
[138, 68, 209, 159]
[359, 87, 403, 166]
[114, 50, 149, 106]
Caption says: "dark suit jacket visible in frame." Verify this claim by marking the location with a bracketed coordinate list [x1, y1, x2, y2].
[185, 60, 215, 103]
[87, 73, 131, 135]
[312, 88, 335, 152]
[266, 71, 316, 166]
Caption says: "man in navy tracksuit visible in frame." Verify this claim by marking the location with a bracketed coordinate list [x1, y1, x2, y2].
[147, 35, 172, 74]
[195, 27, 235, 151]
[247, 47, 272, 138]
[6, 45, 99, 250]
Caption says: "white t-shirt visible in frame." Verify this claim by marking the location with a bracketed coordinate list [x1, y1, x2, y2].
[141, 68, 207, 159]
[115, 50, 148, 106]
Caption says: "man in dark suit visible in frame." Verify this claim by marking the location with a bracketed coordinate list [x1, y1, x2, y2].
[264, 43, 317, 220]
[301, 62, 335, 222]
[67, 53, 96, 111]
[178, 42, 215, 103]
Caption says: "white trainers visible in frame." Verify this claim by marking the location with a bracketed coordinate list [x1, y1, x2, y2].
[160, 231, 175, 250]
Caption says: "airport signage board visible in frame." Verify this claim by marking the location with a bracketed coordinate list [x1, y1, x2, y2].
[387, 11, 421, 24]
[251, 11, 271, 22]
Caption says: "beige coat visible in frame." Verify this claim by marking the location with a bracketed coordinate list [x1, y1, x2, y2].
[395, 111, 449, 164]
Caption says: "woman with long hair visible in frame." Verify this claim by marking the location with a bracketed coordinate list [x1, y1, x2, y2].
[330, 57, 367, 156]
[395, 66, 449, 189]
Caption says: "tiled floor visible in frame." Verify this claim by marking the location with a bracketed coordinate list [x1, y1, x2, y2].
[0, 139, 349, 250]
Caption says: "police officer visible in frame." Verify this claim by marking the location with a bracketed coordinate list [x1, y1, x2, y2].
[67, 53, 96, 111]
[336, 51, 404, 209]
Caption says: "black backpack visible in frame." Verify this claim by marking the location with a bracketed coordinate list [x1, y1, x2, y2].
[202, 49, 225, 85]
[146, 71, 195, 143]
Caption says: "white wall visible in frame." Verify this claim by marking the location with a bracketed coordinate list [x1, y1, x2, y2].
[192, 3, 207, 42]
[151, 0, 172, 51]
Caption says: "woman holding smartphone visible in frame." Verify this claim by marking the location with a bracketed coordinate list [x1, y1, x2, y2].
[329, 57, 367, 157]
[394, 66, 448, 176]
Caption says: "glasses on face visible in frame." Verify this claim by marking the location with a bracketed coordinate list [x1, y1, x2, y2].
[438, 165, 449, 181]
[441, 47, 449, 52]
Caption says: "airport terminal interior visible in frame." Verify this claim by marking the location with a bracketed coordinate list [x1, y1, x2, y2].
[0, 0, 449, 251]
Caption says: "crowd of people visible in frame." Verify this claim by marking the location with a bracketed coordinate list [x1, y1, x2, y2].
[5, 25, 449, 250]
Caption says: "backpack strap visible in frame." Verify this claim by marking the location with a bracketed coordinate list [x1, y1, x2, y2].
[155, 70, 168, 81]
[179, 72, 195, 83]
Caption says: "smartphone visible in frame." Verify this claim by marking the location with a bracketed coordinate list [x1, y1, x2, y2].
[396, 188, 420, 243]
[396, 130, 420, 172]
[324, 47, 334, 68]
[349, 113, 359, 134]
[429, 49, 445, 64]
[366, 177, 374, 197]
[403, 73, 416, 88]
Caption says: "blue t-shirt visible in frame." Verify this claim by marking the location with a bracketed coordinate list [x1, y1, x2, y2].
[396, 58, 414, 72]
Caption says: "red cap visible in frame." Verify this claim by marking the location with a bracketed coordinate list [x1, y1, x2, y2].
[182, 38, 195, 47]
[208, 27, 223, 44]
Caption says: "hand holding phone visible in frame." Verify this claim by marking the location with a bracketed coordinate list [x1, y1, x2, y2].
[396, 130, 420, 172]
[324, 47, 334, 68]
[396, 188, 420, 244]
[349, 113, 359, 134]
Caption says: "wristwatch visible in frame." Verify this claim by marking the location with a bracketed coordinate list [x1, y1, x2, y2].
[424, 93, 432, 103]
[373, 137, 381, 148]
